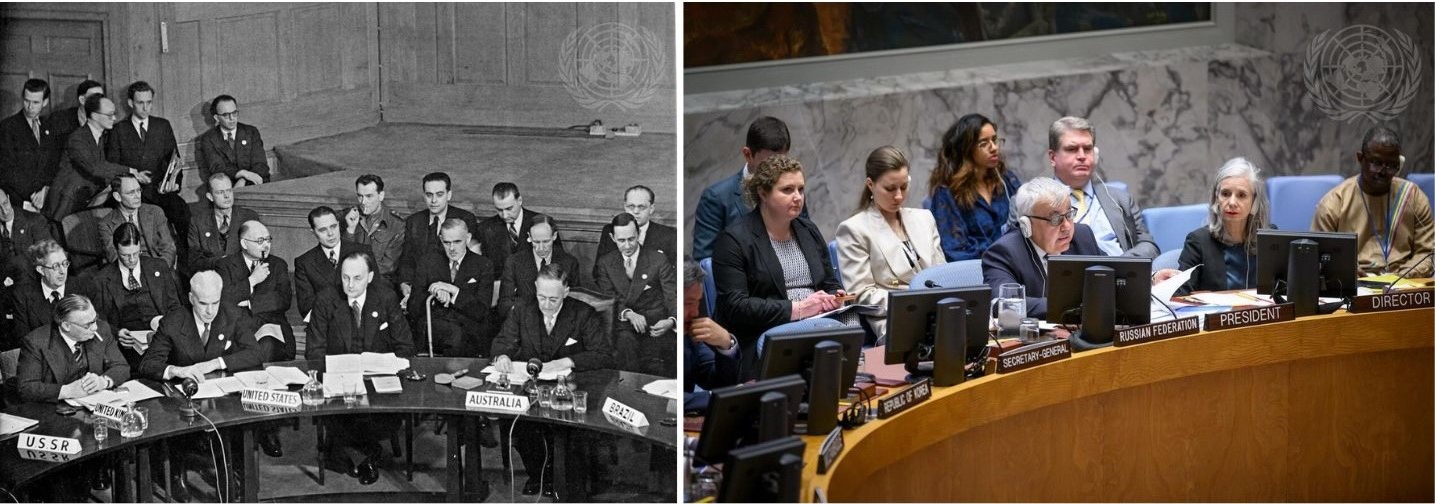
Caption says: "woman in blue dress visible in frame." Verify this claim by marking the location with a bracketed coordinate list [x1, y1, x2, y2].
[925, 113, 1023, 262]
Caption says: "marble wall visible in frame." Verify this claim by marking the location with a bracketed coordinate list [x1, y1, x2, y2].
[683, 2, 1433, 249]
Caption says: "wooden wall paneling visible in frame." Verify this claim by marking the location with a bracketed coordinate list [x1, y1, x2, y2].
[210, 11, 282, 104]
[433, 2, 455, 86]
[121, 4, 161, 111]
[522, 2, 575, 86]
[288, 4, 341, 98]
[451, 2, 507, 85]
[504, 0, 525, 87]
[377, 2, 436, 85]
[158, 19, 204, 138]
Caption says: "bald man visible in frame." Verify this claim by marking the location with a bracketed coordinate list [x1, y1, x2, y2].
[215, 220, 294, 361]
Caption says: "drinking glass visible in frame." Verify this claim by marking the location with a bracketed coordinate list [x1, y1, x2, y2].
[572, 391, 589, 414]
[1019, 318, 1041, 343]
[990, 283, 1027, 338]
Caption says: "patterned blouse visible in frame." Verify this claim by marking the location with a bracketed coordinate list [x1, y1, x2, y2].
[926, 170, 1024, 262]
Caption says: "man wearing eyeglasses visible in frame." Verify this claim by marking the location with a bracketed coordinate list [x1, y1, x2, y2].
[44, 94, 151, 221]
[195, 94, 269, 188]
[981, 177, 1102, 318]
[1313, 126, 1433, 278]
[186, 172, 263, 277]
[10, 239, 94, 336]
[593, 185, 677, 279]
[214, 220, 294, 363]
[16, 293, 128, 402]
[97, 173, 178, 268]
[0, 186, 55, 349]
[1047, 116, 1158, 259]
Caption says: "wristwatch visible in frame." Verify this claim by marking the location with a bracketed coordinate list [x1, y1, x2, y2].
[724, 336, 737, 351]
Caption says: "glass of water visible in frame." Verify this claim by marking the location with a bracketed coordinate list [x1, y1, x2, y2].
[538, 385, 553, 409]
[572, 391, 588, 414]
[93, 422, 108, 443]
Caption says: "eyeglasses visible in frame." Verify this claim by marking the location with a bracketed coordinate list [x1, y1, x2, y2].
[40, 260, 71, 271]
[215, 111, 239, 119]
[624, 203, 652, 212]
[1365, 160, 1401, 175]
[243, 237, 273, 245]
[1025, 208, 1079, 227]
[977, 137, 1006, 151]
[64, 319, 99, 331]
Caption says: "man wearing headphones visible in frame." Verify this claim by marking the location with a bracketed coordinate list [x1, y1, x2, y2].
[1048, 116, 1158, 259]
[980, 177, 1103, 318]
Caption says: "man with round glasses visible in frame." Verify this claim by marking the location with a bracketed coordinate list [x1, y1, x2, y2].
[16, 293, 128, 402]
[981, 177, 1103, 318]
[195, 94, 269, 187]
[11, 239, 94, 335]
[1313, 126, 1433, 278]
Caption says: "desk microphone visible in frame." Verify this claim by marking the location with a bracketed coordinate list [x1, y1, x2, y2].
[178, 377, 200, 419]
[924, 279, 943, 289]
[1383, 251, 1434, 294]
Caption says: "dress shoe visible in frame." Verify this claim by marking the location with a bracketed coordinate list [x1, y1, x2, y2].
[169, 474, 193, 502]
[91, 468, 111, 491]
[356, 458, 380, 486]
[321, 452, 357, 478]
[259, 431, 283, 457]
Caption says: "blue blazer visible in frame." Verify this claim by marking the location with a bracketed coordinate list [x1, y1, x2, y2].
[691, 168, 809, 259]
[684, 336, 739, 413]
[981, 224, 1102, 319]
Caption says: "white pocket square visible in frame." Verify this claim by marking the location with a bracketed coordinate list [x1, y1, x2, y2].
[379, 322, 389, 330]
[467, 278, 477, 284]
[564, 337, 578, 346]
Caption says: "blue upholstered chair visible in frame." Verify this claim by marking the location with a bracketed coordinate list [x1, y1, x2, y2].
[1142, 204, 1208, 253]
[1153, 249, 1181, 272]
[1409, 172, 1434, 202]
[1267, 175, 1343, 232]
[910, 259, 985, 290]
[699, 257, 716, 316]
[756, 317, 846, 357]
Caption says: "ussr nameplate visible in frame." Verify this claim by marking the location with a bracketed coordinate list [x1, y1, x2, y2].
[876, 378, 931, 419]
[1349, 288, 1435, 313]
[1114, 316, 1201, 347]
[18, 433, 81, 456]
[602, 397, 649, 428]
[18, 447, 78, 463]
[91, 402, 125, 423]
[241, 388, 301, 409]
[1204, 303, 1293, 331]
[996, 339, 1071, 374]
[816, 426, 844, 475]
[465, 390, 529, 413]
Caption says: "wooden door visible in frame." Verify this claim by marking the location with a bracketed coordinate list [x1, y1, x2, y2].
[0, 17, 106, 115]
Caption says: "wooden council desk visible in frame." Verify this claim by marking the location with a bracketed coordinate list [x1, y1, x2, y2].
[804, 308, 1433, 502]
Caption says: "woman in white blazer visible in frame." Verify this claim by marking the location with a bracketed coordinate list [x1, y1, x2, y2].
[835, 146, 946, 341]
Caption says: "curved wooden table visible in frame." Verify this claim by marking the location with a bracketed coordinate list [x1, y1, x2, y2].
[804, 308, 1434, 502]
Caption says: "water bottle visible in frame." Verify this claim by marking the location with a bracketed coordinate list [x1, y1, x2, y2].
[301, 370, 324, 406]
[120, 402, 144, 438]
[550, 375, 574, 411]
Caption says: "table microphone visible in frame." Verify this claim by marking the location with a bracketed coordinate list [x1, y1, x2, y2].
[924, 279, 943, 289]
[524, 358, 544, 395]
[1383, 251, 1434, 294]
[178, 377, 200, 419]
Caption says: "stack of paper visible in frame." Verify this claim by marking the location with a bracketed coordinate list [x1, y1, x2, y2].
[0, 413, 38, 437]
[370, 376, 403, 394]
[325, 353, 410, 375]
[233, 371, 288, 390]
[264, 366, 312, 386]
[641, 379, 679, 400]
[480, 365, 572, 386]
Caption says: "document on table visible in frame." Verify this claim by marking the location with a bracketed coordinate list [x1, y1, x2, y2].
[1188, 290, 1270, 307]
[325, 354, 363, 374]
[65, 389, 123, 408]
[112, 380, 163, 403]
[0, 413, 39, 437]
[480, 365, 572, 385]
[233, 371, 288, 390]
[325, 353, 409, 375]
[264, 366, 311, 386]
[641, 379, 679, 400]
[191, 378, 242, 399]
[370, 376, 403, 394]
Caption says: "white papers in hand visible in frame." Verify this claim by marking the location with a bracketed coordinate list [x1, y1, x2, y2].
[641, 379, 679, 400]
[1152, 265, 1199, 302]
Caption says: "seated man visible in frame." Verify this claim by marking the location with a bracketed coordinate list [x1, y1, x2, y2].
[594, 213, 676, 376]
[44, 93, 147, 221]
[593, 184, 679, 271]
[497, 215, 578, 320]
[195, 94, 268, 187]
[295, 206, 371, 322]
[92, 223, 182, 367]
[491, 264, 611, 498]
[187, 173, 261, 276]
[397, 172, 478, 304]
[98, 172, 178, 268]
[16, 293, 129, 402]
[1313, 126, 1434, 278]
[692, 116, 799, 260]
[215, 220, 293, 361]
[409, 218, 493, 356]
[1047, 116, 1158, 258]
[682, 257, 738, 413]
[0, 186, 55, 349]
[981, 177, 1102, 318]
[10, 239, 94, 336]
[306, 250, 413, 485]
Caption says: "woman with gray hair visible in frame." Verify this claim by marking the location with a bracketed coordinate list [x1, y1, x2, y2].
[1153, 157, 1273, 294]
[981, 177, 1103, 318]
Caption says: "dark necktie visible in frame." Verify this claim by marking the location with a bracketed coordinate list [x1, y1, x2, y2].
[127, 269, 140, 291]
[507, 223, 519, 247]
[542, 257, 549, 269]
[49, 290, 60, 305]
[0, 224, 10, 258]
[450, 260, 459, 283]
[73, 342, 86, 368]
[226, 131, 235, 151]
[351, 301, 362, 332]
[431, 216, 440, 237]
[30, 118, 40, 145]
[138, 121, 146, 142]
[328, 250, 338, 269]
[200, 322, 211, 346]
[219, 214, 230, 235]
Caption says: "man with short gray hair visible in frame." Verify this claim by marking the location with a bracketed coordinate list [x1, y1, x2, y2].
[981, 177, 1103, 318]
[1047, 116, 1158, 258]
[16, 293, 129, 402]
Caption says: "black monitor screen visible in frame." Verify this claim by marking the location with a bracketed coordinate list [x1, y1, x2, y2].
[758, 326, 866, 400]
[694, 374, 806, 463]
[884, 286, 991, 366]
[1046, 255, 1152, 326]
[718, 435, 806, 503]
[1254, 229, 1358, 298]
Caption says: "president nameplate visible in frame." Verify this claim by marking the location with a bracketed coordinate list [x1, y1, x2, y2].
[877, 378, 931, 419]
[1349, 288, 1435, 313]
[1114, 316, 1201, 347]
[1204, 303, 1293, 331]
[602, 397, 649, 428]
[465, 391, 530, 413]
[241, 388, 302, 409]
[18, 433, 81, 456]
[997, 339, 1071, 374]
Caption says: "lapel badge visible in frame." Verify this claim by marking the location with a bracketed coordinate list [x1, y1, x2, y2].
[218, 334, 225, 341]
[205, 232, 212, 237]
[241, 140, 248, 146]
[371, 311, 379, 318]
[154, 271, 161, 277]
[641, 273, 648, 280]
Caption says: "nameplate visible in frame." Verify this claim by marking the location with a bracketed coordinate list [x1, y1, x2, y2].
[1349, 288, 1435, 313]
[1204, 303, 1293, 331]
[465, 391, 530, 413]
[816, 427, 844, 475]
[603, 412, 651, 435]
[877, 378, 931, 419]
[241, 402, 301, 415]
[1114, 316, 1202, 347]
[602, 397, 649, 428]
[92, 402, 125, 423]
[241, 388, 302, 409]
[17, 433, 81, 455]
[996, 339, 1071, 374]
[18, 447, 78, 463]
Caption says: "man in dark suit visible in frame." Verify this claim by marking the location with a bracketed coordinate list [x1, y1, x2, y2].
[306, 250, 413, 485]
[409, 218, 493, 357]
[692, 116, 802, 259]
[497, 215, 578, 320]
[0, 79, 61, 208]
[594, 213, 676, 376]
[981, 177, 1103, 319]
[44, 94, 150, 221]
[106, 81, 189, 260]
[476, 182, 564, 280]
[97, 173, 178, 268]
[194, 94, 268, 187]
[594, 185, 678, 276]
[491, 264, 611, 497]
[1, 187, 55, 348]
[295, 206, 372, 321]
[682, 257, 738, 413]
[16, 294, 129, 403]
[186, 173, 261, 277]
[397, 172, 478, 305]
[43, 80, 103, 148]
[343, 174, 405, 284]
[92, 223, 182, 367]
[215, 220, 293, 361]
[9, 239, 94, 337]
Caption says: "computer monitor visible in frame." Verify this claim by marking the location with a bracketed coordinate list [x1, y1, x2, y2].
[1046, 255, 1153, 327]
[884, 286, 991, 370]
[694, 374, 806, 464]
[758, 326, 866, 400]
[1255, 229, 1359, 298]
[718, 435, 806, 503]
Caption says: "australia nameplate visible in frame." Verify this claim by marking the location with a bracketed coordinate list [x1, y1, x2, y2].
[996, 339, 1071, 374]
[464, 391, 530, 413]
[1349, 288, 1435, 313]
[877, 378, 931, 419]
[1114, 316, 1201, 347]
[1204, 303, 1293, 331]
